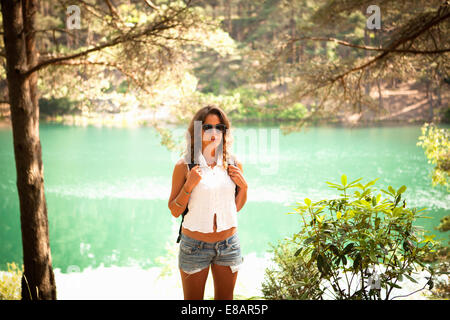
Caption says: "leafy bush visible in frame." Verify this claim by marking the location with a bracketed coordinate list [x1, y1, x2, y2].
[417, 123, 449, 190]
[262, 238, 322, 300]
[263, 175, 439, 300]
[276, 103, 308, 120]
[0, 262, 22, 300]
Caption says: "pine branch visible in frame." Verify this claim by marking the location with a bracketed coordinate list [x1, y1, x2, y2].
[51, 59, 151, 93]
[22, 0, 193, 77]
[288, 36, 450, 55]
[306, 4, 450, 92]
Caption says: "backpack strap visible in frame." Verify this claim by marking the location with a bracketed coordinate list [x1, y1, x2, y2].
[227, 155, 239, 196]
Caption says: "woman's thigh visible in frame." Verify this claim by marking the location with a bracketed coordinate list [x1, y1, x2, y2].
[179, 266, 210, 300]
[211, 263, 238, 300]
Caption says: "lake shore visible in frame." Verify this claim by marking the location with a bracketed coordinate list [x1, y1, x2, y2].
[0, 115, 444, 131]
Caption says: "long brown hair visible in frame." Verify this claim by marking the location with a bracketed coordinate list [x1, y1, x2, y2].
[183, 105, 234, 169]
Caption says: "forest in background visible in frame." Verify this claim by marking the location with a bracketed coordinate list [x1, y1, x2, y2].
[0, 0, 449, 131]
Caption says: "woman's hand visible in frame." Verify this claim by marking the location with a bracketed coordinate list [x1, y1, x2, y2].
[227, 164, 247, 190]
[185, 164, 202, 192]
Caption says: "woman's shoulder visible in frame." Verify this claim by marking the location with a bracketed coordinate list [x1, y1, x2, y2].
[176, 157, 189, 166]
[173, 158, 189, 180]
[174, 157, 189, 172]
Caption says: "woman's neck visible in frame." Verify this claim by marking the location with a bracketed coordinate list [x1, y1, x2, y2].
[202, 148, 217, 165]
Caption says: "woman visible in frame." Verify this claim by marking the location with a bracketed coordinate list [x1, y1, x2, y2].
[168, 105, 248, 300]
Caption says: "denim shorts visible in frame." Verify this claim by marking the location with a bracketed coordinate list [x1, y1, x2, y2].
[178, 232, 244, 275]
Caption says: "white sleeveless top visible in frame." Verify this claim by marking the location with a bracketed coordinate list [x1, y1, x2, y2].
[182, 151, 238, 233]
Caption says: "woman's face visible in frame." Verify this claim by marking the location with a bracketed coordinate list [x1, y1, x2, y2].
[202, 114, 224, 147]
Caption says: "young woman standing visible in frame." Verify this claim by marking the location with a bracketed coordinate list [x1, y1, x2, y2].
[168, 105, 248, 300]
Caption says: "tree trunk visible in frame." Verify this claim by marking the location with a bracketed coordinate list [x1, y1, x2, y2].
[225, 0, 232, 35]
[1, 0, 56, 300]
[290, 8, 296, 64]
[377, 78, 383, 111]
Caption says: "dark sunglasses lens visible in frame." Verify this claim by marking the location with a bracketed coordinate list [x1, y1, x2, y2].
[202, 124, 213, 130]
[216, 124, 226, 131]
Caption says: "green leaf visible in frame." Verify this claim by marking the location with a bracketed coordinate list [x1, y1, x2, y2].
[348, 177, 363, 186]
[397, 185, 407, 195]
[388, 186, 396, 195]
[365, 178, 379, 188]
[353, 253, 362, 271]
[294, 248, 302, 257]
[328, 244, 340, 256]
[317, 254, 324, 273]
[304, 198, 312, 206]
[304, 236, 315, 245]
[341, 174, 347, 186]
[387, 282, 402, 289]
[427, 279, 434, 290]
[393, 207, 403, 216]
[326, 181, 340, 187]
[343, 243, 355, 254]
[404, 274, 418, 284]
[317, 214, 325, 223]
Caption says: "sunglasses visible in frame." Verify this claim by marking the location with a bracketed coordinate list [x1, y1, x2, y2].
[202, 124, 227, 132]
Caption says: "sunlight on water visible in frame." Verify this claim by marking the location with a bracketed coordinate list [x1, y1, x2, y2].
[45, 177, 171, 200]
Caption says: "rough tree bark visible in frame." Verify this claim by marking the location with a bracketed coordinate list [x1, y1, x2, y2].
[1, 0, 56, 300]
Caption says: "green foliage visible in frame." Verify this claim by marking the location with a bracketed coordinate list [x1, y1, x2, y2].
[261, 238, 322, 300]
[437, 215, 450, 233]
[417, 123, 450, 190]
[264, 174, 439, 300]
[443, 108, 450, 124]
[421, 236, 449, 299]
[277, 103, 308, 120]
[0, 262, 22, 300]
[39, 97, 80, 117]
[117, 80, 129, 94]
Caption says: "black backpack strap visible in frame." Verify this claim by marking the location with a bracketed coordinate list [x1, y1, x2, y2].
[227, 155, 239, 196]
[176, 162, 197, 243]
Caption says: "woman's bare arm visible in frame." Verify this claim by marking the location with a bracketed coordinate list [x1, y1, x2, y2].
[168, 160, 190, 218]
[234, 161, 247, 212]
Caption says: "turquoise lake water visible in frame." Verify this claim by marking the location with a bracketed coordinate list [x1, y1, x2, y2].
[0, 123, 448, 274]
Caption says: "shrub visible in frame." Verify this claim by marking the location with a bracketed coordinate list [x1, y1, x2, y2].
[417, 123, 449, 190]
[277, 103, 308, 121]
[262, 238, 322, 300]
[0, 262, 22, 300]
[263, 175, 439, 300]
